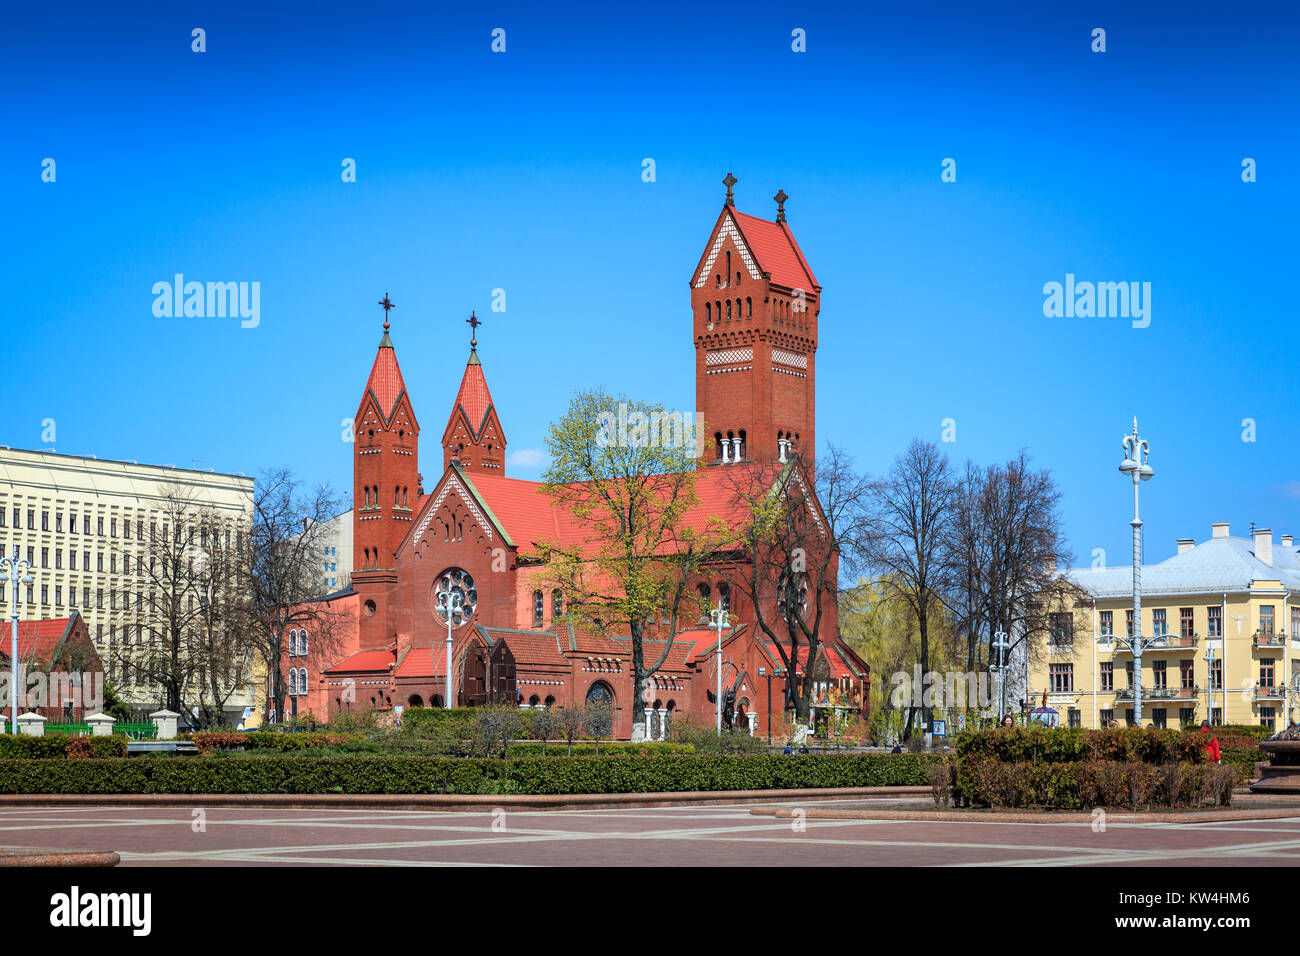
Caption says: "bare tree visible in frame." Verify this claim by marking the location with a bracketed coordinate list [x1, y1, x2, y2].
[949, 452, 1072, 711]
[865, 439, 957, 737]
[245, 469, 348, 724]
[556, 706, 584, 755]
[191, 508, 254, 728]
[725, 444, 872, 723]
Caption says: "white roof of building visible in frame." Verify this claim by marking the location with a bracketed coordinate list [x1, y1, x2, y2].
[1064, 533, 1300, 598]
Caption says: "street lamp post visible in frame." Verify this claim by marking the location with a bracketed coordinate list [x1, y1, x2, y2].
[438, 590, 462, 709]
[0, 547, 35, 734]
[759, 666, 774, 745]
[992, 630, 1009, 720]
[1117, 418, 1154, 727]
[709, 603, 730, 733]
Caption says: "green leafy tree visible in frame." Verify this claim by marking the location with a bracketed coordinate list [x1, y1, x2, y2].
[539, 389, 728, 740]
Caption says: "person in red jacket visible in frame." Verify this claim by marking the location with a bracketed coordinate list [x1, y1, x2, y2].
[1200, 720, 1221, 763]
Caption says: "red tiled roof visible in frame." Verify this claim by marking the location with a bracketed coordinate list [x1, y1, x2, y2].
[462, 465, 754, 555]
[0, 618, 71, 663]
[362, 333, 409, 423]
[482, 628, 569, 667]
[393, 646, 445, 679]
[732, 210, 819, 291]
[450, 355, 496, 437]
[324, 648, 395, 674]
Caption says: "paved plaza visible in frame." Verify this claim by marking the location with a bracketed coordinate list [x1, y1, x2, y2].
[1, 799, 1299, 866]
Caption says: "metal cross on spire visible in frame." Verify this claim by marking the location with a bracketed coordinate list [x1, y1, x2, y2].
[722, 172, 737, 206]
[378, 292, 396, 331]
[773, 189, 788, 222]
[466, 310, 481, 351]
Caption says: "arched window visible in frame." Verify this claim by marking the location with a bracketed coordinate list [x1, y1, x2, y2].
[298, 668, 308, 696]
[544, 695, 555, 708]
[288, 669, 298, 696]
[287, 629, 297, 657]
[585, 681, 614, 705]
[717, 582, 731, 612]
[705, 302, 711, 324]
[533, 590, 544, 626]
[395, 486, 400, 506]
[726, 300, 732, 321]
[364, 487, 370, 508]
[746, 296, 752, 318]
[726, 250, 731, 282]
[552, 589, 563, 618]
[299, 629, 308, 656]
[529, 694, 540, 706]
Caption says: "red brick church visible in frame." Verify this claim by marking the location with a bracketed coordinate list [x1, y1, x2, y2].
[284, 176, 869, 739]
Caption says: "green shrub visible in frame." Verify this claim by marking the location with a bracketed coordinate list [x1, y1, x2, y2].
[0, 753, 938, 795]
[955, 758, 1235, 810]
[0, 734, 127, 758]
[954, 726, 1209, 765]
[1221, 747, 1263, 786]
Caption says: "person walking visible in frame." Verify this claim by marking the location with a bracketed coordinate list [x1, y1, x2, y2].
[1200, 719, 1221, 764]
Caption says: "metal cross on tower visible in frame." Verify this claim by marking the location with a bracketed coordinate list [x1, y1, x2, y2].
[722, 172, 737, 206]
[466, 311, 482, 351]
[378, 292, 396, 331]
[773, 189, 788, 222]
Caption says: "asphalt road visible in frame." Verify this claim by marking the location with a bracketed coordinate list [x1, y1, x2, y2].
[1, 799, 1299, 866]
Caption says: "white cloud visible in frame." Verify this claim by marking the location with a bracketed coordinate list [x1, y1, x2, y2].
[506, 448, 547, 469]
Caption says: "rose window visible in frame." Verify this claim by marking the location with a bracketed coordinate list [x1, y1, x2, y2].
[434, 568, 478, 626]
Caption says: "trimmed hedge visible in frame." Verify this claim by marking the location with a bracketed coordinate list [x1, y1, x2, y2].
[506, 741, 695, 757]
[955, 726, 1209, 765]
[951, 758, 1236, 810]
[1221, 747, 1264, 786]
[0, 734, 127, 759]
[0, 753, 937, 795]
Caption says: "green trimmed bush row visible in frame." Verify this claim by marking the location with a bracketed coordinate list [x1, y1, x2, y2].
[948, 758, 1236, 810]
[955, 726, 1216, 765]
[0, 735, 127, 759]
[0, 753, 937, 795]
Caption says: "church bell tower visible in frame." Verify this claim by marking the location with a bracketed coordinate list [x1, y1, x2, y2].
[691, 173, 820, 467]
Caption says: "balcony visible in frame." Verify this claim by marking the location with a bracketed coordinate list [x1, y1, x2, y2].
[1111, 632, 1197, 653]
[1253, 630, 1286, 649]
[1115, 686, 1194, 702]
[1253, 684, 1286, 702]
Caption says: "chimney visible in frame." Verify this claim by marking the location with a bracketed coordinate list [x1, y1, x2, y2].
[1211, 522, 1230, 539]
[1254, 528, 1273, 567]
[1177, 539, 1195, 556]
[1283, 534, 1293, 549]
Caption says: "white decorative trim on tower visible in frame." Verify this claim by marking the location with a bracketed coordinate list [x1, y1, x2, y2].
[413, 476, 494, 545]
[694, 218, 763, 288]
[706, 347, 753, 366]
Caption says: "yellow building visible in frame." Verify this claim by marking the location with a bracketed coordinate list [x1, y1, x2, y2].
[1030, 524, 1298, 731]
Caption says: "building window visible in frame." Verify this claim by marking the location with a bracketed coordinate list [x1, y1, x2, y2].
[1099, 709, 1115, 728]
[41, 510, 48, 531]
[1099, 610, 1113, 636]
[552, 590, 563, 619]
[54, 586, 62, 605]
[1125, 709, 1135, 727]
[27, 509, 35, 530]
[1125, 609, 1134, 638]
[1209, 658, 1222, 690]
[40, 547, 48, 567]
[1180, 607, 1194, 639]
[1179, 707, 1195, 728]
[1048, 662, 1073, 693]
[1067, 708, 1081, 728]
[1152, 609, 1167, 636]
[55, 514, 62, 533]
[1125, 661, 1134, 688]
[1099, 661, 1113, 692]
[1261, 706, 1276, 732]
[1261, 658, 1276, 688]
[40, 585, 48, 605]
[1261, 605, 1275, 636]
[533, 590, 544, 626]
[97, 517, 103, 535]
[585, 681, 614, 706]
[1180, 659, 1195, 689]
[1152, 708, 1167, 729]
[1152, 659, 1167, 690]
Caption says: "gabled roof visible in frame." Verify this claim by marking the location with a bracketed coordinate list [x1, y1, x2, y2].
[446, 352, 499, 440]
[477, 625, 570, 667]
[731, 209, 819, 291]
[0, 617, 74, 664]
[360, 327, 412, 425]
[1063, 534, 1300, 598]
[393, 646, 445, 680]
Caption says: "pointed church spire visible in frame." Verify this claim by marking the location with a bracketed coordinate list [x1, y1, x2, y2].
[377, 292, 396, 347]
[442, 320, 506, 474]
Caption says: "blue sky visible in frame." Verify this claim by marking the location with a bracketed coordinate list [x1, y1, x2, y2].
[2, 0, 1296, 570]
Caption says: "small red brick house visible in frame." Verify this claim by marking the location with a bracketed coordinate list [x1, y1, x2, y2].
[281, 177, 870, 738]
[0, 612, 105, 721]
